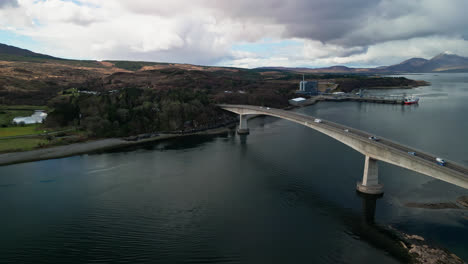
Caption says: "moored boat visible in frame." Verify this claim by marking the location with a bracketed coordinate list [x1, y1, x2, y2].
[404, 97, 419, 105]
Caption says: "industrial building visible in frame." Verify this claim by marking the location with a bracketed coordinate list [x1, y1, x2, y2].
[297, 75, 318, 95]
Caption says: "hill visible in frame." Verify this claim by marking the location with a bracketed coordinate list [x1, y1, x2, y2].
[381, 58, 429, 72]
[0, 43, 60, 61]
[419, 52, 468, 72]
[0, 43, 426, 107]
[0, 43, 428, 138]
[258, 52, 468, 73]
[0, 43, 301, 107]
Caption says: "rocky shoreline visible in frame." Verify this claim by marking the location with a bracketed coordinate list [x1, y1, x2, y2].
[405, 196, 468, 210]
[388, 226, 464, 264]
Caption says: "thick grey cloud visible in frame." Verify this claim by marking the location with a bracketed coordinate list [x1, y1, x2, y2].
[209, 0, 468, 48]
[210, 0, 379, 44]
[0, 0, 18, 8]
[5, 0, 468, 68]
[120, 0, 468, 56]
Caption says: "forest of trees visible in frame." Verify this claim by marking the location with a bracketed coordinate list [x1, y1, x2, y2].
[45, 88, 233, 137]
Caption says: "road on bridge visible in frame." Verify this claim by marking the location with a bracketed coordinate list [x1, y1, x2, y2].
[222, 104, 468, 178]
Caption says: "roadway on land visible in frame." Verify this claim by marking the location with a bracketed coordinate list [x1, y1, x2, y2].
[219, 104, 468, 186]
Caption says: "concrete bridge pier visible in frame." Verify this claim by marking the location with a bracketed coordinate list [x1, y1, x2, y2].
[237, 114, 250, 135]
[357, 156, 384, 195]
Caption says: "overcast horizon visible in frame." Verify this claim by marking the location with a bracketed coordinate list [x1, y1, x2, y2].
[1, 0, 468, 69]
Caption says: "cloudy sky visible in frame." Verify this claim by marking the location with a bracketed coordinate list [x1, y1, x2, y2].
[1, 0, 467, 68]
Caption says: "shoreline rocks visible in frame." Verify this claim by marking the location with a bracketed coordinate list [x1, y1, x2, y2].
[388, 226, 464, 264]
[404, 196, 468, 210]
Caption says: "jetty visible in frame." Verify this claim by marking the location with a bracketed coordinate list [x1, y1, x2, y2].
[292, 94, 408, 106]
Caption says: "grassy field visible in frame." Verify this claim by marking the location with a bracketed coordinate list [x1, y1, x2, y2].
[106, 60, 169, 71]
[0, 105, 49, 127]
[0, 104, 48, 110]
[0, 138, 47, 153]
[0, 110, 33, 126]
[0, 125, 45, 137]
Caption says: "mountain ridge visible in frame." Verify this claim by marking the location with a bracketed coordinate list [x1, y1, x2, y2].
[0, 43, 62, 61]
[257, 53, 468, 73]
[1, 43, 468, 73]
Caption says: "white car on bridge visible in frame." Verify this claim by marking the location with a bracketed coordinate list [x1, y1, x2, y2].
[436, 158, 446, 166]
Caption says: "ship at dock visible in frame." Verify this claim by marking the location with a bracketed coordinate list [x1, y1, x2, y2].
[404, 96, 419, 105]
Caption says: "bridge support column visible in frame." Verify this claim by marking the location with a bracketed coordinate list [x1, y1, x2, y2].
[357, 156, 384, 195]
[237, 114, 249, 135]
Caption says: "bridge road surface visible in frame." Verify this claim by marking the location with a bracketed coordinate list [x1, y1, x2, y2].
[219, 104, 468, 188]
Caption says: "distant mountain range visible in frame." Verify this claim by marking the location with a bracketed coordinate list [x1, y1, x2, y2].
[258, 52, 468, 73]
[1, 43, 468, 73]
[381, 52, 468, 73]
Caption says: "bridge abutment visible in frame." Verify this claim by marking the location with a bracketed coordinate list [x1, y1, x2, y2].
[357, 156, 384, 195]
[237, 114, 250, 135]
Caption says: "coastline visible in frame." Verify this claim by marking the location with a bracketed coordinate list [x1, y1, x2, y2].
[388, 226, 464, 264]
[0, 125, 235, 167]
[405, 196, 468, 210]
[1, 100, 466, 262]
[0, 80, 429, 166]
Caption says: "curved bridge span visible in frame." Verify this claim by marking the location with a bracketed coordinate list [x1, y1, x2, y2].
[219, 104, 468, 194]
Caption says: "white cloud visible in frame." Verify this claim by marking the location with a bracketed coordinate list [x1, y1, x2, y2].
[0, 0, 467, 67]
[0, 0, 18, 8]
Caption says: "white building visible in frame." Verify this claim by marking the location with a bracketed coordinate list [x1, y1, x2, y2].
[289, 97, 307, 106]
[332, 92, 345, 95]
[12, 110, 48, 125]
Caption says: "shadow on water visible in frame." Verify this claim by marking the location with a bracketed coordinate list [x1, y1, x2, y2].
[93, 132, 232, 155]
[246, 142, 412, 262]
[353, 193, 411, 263]
[284, 182, 411, 263]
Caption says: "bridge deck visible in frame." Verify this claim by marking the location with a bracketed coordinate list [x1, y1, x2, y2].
[219, 104, 468, 188]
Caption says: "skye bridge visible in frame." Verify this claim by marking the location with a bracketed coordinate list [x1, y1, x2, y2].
[218, 104, 468, 195]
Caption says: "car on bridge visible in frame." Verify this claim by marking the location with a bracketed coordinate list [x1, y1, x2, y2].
[314, 118, 322, 123]
[408, 151, 416, 156]
[368, 136, 379, 141]
[344, 129, 349, 132]
[436, 158, 446, 166]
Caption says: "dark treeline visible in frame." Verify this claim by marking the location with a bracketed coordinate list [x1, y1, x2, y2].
[336, 77, 428, 92]
[45, 87, 233, 137]
[1, 60, 427, 139]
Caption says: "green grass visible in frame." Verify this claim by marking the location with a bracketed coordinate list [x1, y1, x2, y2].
[0, 105, 49, 126]
[106, 61, 169, 71]
[0, 110, 33, 126]
[0, 105, 49, 111]
[0, 125, 46, 137]
[0, 138, 48, 152]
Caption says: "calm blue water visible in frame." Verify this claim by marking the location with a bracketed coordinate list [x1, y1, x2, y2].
[0, 73, 467, 263]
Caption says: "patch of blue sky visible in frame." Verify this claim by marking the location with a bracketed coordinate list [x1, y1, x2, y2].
[68, 0, 83, 5]
[34, 0, 80, 4]
[34, 0, 98, 7]
[0, 30, 42, 52]
[61, 0, 101, 8]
